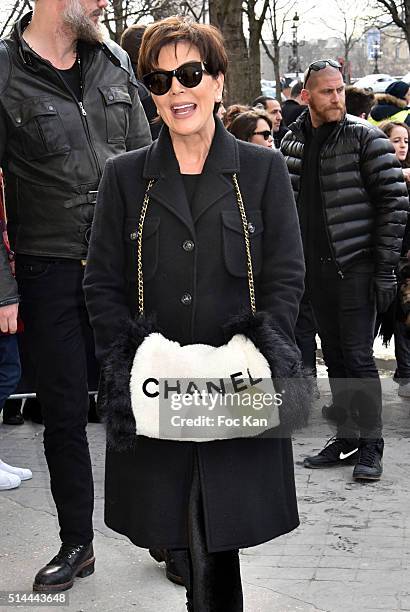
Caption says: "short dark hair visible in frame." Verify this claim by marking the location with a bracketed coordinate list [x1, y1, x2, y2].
[120, 24, 146, 67]
[345, 86, 375, 118]
[290, 81, 303, 98]
[138, 16, 228, 79]
[227, 110, 272, 143]
[251, 95, 275, 109]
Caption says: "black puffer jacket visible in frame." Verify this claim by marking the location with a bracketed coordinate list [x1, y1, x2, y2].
[280, 113, 409, 273]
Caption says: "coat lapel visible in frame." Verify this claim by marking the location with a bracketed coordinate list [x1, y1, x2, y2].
[191, 119, 240, 223]
[143, 128, 194, 234]
[143, 118, 240, 229]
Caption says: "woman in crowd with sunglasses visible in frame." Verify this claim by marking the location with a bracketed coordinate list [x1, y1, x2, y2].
[228, 110, 274, 149]
[84, 16, 306, 611]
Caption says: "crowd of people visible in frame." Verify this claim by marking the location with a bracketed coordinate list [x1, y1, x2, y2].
[0, 1, 409, 610]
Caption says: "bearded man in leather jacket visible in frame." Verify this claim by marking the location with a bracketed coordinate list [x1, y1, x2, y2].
[0, 0, 151, 592]
[281, 60, 409, 482]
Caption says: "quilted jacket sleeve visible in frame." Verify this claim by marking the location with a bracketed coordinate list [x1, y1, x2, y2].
[360, 126, 409, 273]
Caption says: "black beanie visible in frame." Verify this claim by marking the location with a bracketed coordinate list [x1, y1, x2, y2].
[385, 81, 410, 100]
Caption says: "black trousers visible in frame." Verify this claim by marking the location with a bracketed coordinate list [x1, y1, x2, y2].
[183, 455, 243, 612]
[307, 259, 382, 439]
[394, 319, 410, 382]
[16, 256, 94, 545]
[295, 293, 318, 375]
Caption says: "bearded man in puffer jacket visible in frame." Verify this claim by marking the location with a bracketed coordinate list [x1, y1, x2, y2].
[281, 59, 409, 482]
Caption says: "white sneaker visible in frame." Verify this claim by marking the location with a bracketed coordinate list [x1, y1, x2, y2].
[398, 383, 410, 398]
[0, 459, 32, 481]
[0, 468, 21, 490]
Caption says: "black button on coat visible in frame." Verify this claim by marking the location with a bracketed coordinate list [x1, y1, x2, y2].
[84, 118, 306, 552]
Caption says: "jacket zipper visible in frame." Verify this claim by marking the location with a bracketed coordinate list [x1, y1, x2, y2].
[289, 120, 345, 279]
[75, 51, 102, 177]
[25, 48, 102, 179]
[318, 147, 344, 279]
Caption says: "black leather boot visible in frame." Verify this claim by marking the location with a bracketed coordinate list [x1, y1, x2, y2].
[149, 548, 188, 587]
[33, 543, 94, 592]
[22, 397, 43, 424]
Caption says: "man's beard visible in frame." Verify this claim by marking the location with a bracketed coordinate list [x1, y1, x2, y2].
[310, 99, 345, 124]
[62, 0, 105, 44]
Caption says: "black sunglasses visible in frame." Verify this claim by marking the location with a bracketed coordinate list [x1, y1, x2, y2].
[253, 130, 272, 141]
[303, 59, 342, 87]
[143, 61, 209, 96]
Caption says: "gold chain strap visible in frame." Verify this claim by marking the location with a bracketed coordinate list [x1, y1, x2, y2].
[232, 173, 256, 316]
[137, 178, 154, 316]
[137, 174, 256, 317]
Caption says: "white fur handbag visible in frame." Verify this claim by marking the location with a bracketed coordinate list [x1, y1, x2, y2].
[99, 175, 311, 447]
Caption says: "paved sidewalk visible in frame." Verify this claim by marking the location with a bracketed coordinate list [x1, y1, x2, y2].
[1, 366, 409, 611]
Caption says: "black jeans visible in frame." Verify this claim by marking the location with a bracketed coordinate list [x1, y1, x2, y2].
[394, 320, 410, 382]
[0, 335, 21, 411]
[307, 259, 382, 439]
[295, 293, 318, 376]
[16, 256, 94, 545]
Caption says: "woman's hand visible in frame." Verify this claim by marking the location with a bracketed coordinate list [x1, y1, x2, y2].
[402, 167, 410, 183]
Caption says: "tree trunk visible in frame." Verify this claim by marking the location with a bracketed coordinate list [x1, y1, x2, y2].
[344, 44, 351, 84]
[247, 0, 261, 105]
[112, 0, 126, 43]
[209, 0, 250, 105]
[248, 30, 261, 103]
[273, 39, 281, 103]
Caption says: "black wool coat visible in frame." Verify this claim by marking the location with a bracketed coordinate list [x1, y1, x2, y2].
[84, 118, 306, 552]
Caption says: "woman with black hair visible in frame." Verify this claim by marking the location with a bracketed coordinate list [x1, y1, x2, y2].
[228, 109, 274, 149]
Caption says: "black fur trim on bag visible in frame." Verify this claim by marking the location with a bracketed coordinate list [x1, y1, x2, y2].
[97, 316, 157, 451]
[101, 311, 312, 450]
[223, 311, 313, 432]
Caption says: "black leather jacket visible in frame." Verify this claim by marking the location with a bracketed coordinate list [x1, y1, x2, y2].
[0, 13, 151, 306]
[280, 113, 409, 274]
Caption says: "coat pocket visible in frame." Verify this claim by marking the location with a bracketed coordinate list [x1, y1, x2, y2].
[125, 216, 160, 282]
[221, 210, 263, 277]
[9, 98, 70, 161]
[99, 85, 132, 143]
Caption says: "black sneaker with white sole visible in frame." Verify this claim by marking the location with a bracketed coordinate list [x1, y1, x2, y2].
[352, 438, 384, 480]
[303, 436, 359, 468]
